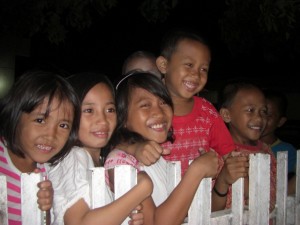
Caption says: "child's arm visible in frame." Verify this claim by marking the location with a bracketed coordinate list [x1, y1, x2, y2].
[211, 153, 249, 211]
[141, 151, 219, 225]
[120, 141, 170, 166]
[63, 171, 153, 225]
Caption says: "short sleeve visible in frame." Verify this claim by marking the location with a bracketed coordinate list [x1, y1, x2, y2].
[49, 147, 94, 224]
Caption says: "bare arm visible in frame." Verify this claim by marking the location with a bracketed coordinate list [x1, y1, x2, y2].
[64, 172, 153, 225]
[141, 151, 219, 225]
[211, 154, 249, 211]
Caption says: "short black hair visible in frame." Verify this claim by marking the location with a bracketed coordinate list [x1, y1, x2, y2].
[160, 28, 210, 60]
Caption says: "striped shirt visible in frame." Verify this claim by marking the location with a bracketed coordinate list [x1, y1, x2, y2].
[0, 140, 46, 225]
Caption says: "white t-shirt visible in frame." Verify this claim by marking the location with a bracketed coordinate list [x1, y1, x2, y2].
[49, 146, 113, 225]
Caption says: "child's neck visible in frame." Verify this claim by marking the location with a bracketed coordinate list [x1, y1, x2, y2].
[84, 147, 102, 167]
[172, 95, 194, 116]
[8, 150, 36, 173]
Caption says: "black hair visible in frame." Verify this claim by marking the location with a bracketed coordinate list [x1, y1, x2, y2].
[0, 70, 81, 165]
[218, 80, 262, 110]
[160, 28, 210, 60]
[263, 89, 288, 117]
[104, 72, 174, 157]
[68, 72, 115, 104]
[67, 72, 115, 148]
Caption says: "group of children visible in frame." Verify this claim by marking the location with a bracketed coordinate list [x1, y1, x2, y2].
[0, 28, 297, 225]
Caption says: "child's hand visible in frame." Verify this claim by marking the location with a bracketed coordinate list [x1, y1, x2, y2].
[37, 179, 53, 211]
[128, 204, 144, 225]
[193, 150, 219, 178]
[134, 141, 170, 166]
[218, 151, 249, 186]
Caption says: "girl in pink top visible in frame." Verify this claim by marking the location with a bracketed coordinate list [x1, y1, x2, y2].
[0, 71, 81, 225]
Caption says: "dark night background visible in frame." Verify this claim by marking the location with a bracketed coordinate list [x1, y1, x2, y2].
[1, 0, 300, 146]
[7, 0, 299, 91]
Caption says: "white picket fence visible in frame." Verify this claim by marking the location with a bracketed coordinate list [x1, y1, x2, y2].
[0, 150, 299, 225]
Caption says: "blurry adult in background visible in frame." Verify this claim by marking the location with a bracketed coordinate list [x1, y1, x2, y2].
[260, 89, 297, 177]
[122, 50, 162, 78]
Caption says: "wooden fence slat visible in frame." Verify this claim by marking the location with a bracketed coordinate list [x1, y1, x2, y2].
[114, 165, 137, 225]
[231, 178, 244, 225]
[0, 150, 299, 224]
[88, 167, 107, 208]
[0, 175, 8, 225]
[295, 150, 300, 225]
[21, 173, 43, 225]
[276, 151, 288, 224]
[248, 153, 270, 225]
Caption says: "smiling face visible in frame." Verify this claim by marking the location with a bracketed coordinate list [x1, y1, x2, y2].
[126, 87, 173, 143]
[16, 97, 74, 164]
[78, 83, 117, 153]
[224, 88, 268, 145]
[162, 38, 211, 100]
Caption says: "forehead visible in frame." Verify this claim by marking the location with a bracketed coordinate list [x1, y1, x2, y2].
[83, 83, 113, 101]
[234, 88, 265, 104]
[175, 39, 211, 59]
[129, 87, 156, 101]
[34, 96, 74, 117]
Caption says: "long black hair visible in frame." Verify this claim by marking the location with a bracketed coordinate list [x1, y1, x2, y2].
[103, 71, 174, 158]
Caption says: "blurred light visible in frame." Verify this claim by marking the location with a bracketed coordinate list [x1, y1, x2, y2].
[0, 68, 14, 98]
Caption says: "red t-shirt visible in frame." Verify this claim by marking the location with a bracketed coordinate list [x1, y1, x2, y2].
[162, 96, 235, 175]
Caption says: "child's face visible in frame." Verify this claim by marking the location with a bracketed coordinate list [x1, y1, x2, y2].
[16, 97, 74, 164]
[262, 100, 282, 137]
[79, 83, 116, 152]
[126, 87, 173, 143]
[226, 88, 268, 145]
[163, 39, 211, 99]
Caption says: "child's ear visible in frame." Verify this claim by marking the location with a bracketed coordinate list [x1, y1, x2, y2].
[219, 108, 231, 123]
[278, 116, 287, 128]
[156, 56, 167, 74]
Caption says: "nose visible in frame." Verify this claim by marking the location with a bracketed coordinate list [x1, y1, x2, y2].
[152, 104, 165, 118]
[95, 111, 109, 125]
[44, 124, 58, 141]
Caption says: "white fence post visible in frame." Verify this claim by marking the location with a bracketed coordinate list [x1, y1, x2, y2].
[21, 173, 43, 225]
[276, 151, 288, 224]
[114, 165, 137, 225]
[88, 167, 107, 208]
[295, 150, 300, 225]
[0, 175, 8, 225]
[248, 153, 270, 225]
[0, 150, 299, 225]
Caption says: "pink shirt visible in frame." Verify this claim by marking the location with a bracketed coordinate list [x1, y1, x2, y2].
[0, 140, 46, 225]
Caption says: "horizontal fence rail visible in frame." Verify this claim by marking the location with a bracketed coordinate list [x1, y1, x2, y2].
[0, 150, 299, 225]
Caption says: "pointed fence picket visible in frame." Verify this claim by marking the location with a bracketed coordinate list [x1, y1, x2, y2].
[0, 150, 299, 225]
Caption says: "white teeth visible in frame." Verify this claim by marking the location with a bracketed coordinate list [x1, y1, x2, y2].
[184, 81, 197, 89]
[151, 124, 163, 129]
[37, 144, 52, 151]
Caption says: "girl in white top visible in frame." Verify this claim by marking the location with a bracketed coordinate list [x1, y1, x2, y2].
[49, 72, 153, 225]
